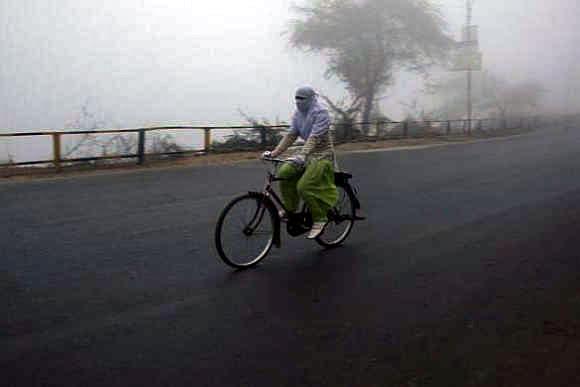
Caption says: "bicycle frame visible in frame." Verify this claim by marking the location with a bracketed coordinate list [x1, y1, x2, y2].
[218, 156, 363, 261]
[248, 158, 314, 239]
[241, 169, 285, 238]
[257, 158, 295, 214]
[248, 157, 365, 242]
[238, 158, 290, 248]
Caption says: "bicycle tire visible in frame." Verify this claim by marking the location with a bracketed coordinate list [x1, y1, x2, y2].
[215, 193, 277, 269]
[315, 185, 356, 248]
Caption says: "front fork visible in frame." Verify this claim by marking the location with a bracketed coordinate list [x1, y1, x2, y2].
[247, 191, 282, 248]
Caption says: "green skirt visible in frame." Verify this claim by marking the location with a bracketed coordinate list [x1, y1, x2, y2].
[277, 159, 338, 222]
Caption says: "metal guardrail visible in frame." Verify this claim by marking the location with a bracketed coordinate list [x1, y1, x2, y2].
[0, 117, 539, 171]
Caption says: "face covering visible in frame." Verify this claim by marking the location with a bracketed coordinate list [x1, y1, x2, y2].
[295, 86, 316, 114]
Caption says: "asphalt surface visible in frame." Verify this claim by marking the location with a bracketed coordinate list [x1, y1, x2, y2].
[2, 126, 580, 386]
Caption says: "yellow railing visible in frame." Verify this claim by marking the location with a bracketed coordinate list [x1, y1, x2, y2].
[0, 117, 540, 170]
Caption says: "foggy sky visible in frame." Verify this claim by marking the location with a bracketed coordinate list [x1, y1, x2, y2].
[1, 0, 579, 133]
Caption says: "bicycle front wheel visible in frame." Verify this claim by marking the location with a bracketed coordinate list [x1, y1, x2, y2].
[215, 194, 276, 268]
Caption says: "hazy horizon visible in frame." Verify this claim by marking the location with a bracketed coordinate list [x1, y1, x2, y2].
[2, 1, 579, 131]
[1, 0, 579, 162]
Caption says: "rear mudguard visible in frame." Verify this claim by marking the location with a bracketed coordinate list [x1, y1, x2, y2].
[247, 191, 282, 248]
[334, 172, 364, 218]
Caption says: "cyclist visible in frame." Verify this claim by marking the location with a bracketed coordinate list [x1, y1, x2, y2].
[262, 86, 338, 239]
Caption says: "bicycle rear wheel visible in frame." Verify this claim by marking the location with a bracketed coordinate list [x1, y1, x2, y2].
[215, 194, 276, 268]
[315, 185, 356, 248]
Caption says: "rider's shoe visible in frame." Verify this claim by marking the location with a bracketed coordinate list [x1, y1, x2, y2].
[306, 221, 326, 239]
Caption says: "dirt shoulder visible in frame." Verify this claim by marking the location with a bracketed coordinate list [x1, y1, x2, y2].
[0, 130, 530, 182]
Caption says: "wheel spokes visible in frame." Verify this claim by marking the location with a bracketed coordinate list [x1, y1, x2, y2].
[218, 196, 274, 266]
[317, 186, 354, 245]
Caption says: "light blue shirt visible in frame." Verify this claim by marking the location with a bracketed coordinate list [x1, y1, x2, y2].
[290, 100, 331, 141]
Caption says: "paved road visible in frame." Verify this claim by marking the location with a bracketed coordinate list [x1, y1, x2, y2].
[2, 127, 580, 386]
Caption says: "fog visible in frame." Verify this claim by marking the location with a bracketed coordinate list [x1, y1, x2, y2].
[1, 0, 345, 131]
[1, 0, 579, 161]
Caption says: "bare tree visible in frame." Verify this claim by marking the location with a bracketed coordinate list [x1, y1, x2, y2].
[237, 109, 285, 148]
[211, 110, 285, 151]
[64, 99, 181, 163]
[320, 95, 362, 140]
[288, 0, 453, 129]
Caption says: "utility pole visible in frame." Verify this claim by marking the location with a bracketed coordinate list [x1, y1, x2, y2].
[466, 0, 473, 135]
[452, 0, 480, 129]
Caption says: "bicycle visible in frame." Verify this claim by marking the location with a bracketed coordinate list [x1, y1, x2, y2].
[214, 157, 364, 269]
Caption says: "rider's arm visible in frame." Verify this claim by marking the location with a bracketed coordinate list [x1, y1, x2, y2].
[271, 114, 300, 157]
[271, 132, 298, 157]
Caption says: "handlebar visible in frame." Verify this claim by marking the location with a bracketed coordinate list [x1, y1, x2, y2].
[261, 156, 287, 164]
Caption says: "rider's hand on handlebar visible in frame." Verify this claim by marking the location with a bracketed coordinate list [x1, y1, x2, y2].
[260, 151, 274, 160]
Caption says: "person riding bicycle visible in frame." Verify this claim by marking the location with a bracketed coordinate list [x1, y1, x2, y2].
[261, 86, 338, 239]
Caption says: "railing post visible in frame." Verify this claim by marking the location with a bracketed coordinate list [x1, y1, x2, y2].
[375, 121, 381, 138]
[52, 133, 61, 172]
[137, 129, 146, 165]
[204, 128, 211, 153]
[446, 120, 451, 135]
[403, 121, 409, 138]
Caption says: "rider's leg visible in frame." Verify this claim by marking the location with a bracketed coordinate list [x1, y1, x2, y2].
[277, 162, 303, 213]
[296, 159, 338, 223]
